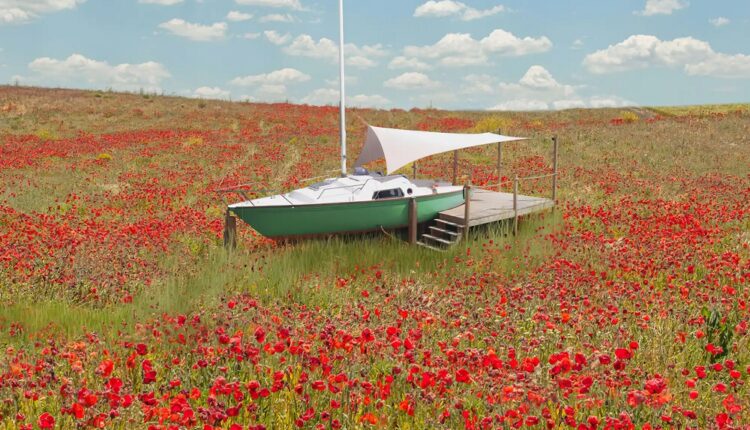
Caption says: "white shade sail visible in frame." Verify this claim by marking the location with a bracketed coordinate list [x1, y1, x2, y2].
[355, 125, 527, 174]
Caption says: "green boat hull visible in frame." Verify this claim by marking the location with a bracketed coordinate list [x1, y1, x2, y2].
[230, 190, 465, 238]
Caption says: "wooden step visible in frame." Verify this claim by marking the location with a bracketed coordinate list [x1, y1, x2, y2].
[422, 234, 456, 246]
[435, 218, 464, 230]
[429, 226, 459, 238]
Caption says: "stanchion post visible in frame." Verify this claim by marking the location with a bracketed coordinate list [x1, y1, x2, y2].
[408, 197, 418, 245]
[224, 209, 237, 250]
[497, 128, 503, 188]
[513, 176, 519, 236]
[452, 150, 458, 185]
[552, 135, 559, 203]
[463, 184, 471, 241]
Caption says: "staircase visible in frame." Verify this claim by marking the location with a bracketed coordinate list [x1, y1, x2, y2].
[417, 217, 463, 251]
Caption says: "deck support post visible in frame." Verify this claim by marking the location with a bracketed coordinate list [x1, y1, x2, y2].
[408, 197, 418, 245]
[552, 135, 559, 203]
[463, 185, 471, 241]
[224, 209, 237, 250]
[497, 129, 503, 187]
[513, 176, 519, 236]
[452, 150, 458, 185]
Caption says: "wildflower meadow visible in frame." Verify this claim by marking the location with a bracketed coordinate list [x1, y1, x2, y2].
[1, 86, 749, 429]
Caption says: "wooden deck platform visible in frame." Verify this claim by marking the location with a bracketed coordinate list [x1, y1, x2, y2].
[439, 188, 554, 227]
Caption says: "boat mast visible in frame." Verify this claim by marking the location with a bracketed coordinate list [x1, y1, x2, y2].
[338, 0, 347, 177]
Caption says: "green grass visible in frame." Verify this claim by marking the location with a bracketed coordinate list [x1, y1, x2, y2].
[651, 103, 749, 116]
[0, 211, 558, 342]
[0, 248, 239, 339]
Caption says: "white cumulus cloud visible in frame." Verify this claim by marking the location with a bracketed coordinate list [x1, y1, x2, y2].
[234, 0, 302, 10]
[552, 99, 587, 110]
[301, 88, 339, 105]
[496, 66, 576, 100]
[139, 0, 183, 5]
[388, 56, 429, 70]
[15, 53, 170, 92]
[346, 56, 376, 69]
[226, 10, 252, 21]
[588, 96, 634, 109]
[301, 88, 390, 108]
[275, 33, 387, 69]
[460, 66, 634, 111]
[230, 67, 310, 86]
[230, 68, 310, 101]
[350, 94, 390, 108]
[460, 73, 495, 94]
[685, 53, 750, 79]
[0, 0, 86, 24]
[709, 17, 729, 27]
[517, 65, 565, 89]
[264, 30, 291, 45]
[259, 13, 294, 23]
[490, 99, 550, 111]
[403, 29, 552, 67]
[158, 19, 227, 41]
[414, 0, 505, 21]
[583, 34, 750, 78]
[384, 72, 439, 90]
[637, 0, 688, 16]
[325, 75, 358, 87]
[193, 86, 230, 99]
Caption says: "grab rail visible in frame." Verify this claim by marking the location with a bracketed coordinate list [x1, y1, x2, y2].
[215, 170, 339, 195]
[316, 178, 375, 200]
[215, 169, 341, 206]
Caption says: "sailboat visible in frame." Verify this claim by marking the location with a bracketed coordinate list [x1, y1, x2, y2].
[228, 0, 524, 239]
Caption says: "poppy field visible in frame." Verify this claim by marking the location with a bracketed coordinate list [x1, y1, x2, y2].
[1, 86, 749, 429]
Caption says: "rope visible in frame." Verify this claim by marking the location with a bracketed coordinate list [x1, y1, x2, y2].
[379, 225, 400, 242]
[350, 110, 370, 127]
[485, 172, 557, 193]
[519, 173, 556, 181]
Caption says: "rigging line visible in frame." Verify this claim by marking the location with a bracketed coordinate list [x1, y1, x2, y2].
[350, 110, 369, 127]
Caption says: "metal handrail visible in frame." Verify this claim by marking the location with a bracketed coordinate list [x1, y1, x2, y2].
[316, 178, 375, 200]
[223, 176, 378, 207]
[279, 194, 295, 206]
[215, 170, 339, 194]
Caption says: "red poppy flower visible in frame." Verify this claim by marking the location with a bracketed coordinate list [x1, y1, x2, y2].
[615, 348, 631, 360]
[37, 413, 55, 429]
[644, 376, 667, 395]
[456, 368, 472, 383]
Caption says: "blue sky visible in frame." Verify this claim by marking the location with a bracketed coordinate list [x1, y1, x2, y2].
[1, 0, 748, 110]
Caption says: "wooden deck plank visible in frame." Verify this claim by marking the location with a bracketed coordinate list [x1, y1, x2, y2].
[439, 189, 554, 227]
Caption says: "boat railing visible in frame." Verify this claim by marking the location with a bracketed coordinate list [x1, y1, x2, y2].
[214, 170, 340, 204]
[315, 178, 375, 200]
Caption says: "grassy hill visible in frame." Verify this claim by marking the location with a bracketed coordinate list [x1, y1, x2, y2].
[0, 85, 749, 429]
